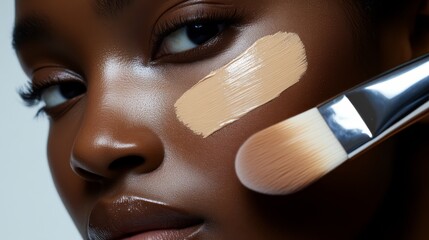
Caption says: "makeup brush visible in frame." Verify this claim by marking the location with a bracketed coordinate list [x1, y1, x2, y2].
[235, 53, 429, 195]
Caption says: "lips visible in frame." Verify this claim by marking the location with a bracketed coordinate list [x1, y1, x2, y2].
[88, 196, 203, 240]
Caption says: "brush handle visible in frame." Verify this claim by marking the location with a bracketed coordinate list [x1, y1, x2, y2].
[319, 54, 429, 153]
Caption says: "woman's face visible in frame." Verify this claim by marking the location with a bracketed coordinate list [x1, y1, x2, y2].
[15, 0, 402, 239]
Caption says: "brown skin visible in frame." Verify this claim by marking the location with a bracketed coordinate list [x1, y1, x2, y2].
[14, 0, 429, 239]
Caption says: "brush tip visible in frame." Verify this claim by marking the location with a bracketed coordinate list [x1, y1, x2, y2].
[235, 108, 348, 195]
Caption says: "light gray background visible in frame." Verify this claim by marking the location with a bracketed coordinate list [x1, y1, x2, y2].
[0, 1, 81, 239]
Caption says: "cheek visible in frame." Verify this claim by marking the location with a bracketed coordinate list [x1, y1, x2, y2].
[167, 0, 391, 235]
[47, 109, 90, 235]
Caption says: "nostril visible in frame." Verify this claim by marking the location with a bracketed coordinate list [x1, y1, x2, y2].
[72, 156, 146, 181]
[74, 167, 105, 182]
[108, 155, 145, 172]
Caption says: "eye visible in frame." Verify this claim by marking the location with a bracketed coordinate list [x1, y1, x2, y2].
[41, 81, 86, 108]
[159, 22, 225, 56]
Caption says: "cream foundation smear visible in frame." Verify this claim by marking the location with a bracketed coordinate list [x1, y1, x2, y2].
[175, 31, 308, 138]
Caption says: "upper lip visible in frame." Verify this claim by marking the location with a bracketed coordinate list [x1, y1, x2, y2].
[88, 195, 203, 240]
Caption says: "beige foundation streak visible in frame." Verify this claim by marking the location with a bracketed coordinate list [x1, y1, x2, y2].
[175, 31, 308, 138]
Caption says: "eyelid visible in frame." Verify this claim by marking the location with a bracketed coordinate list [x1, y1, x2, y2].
[19, 68, 85, 115]
[32, 67, 83, 86]
[31, 70, 84, 97]
[151, 4, 243, 60]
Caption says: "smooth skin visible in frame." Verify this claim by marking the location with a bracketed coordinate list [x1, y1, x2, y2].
[14, 0, 429, 239]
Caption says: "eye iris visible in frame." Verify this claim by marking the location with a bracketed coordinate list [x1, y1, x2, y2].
[186, 23, 221, 45]
[59, 82, 86, 99]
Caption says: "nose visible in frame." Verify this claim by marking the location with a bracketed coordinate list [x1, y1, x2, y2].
[71, 127, 164, 181]
[70, 83, 164, 182]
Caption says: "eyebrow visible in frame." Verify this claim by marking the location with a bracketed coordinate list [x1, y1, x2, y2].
[12, 15, 51, 51]
[12, 0, 136, 51]
[93, 0, 135, 17]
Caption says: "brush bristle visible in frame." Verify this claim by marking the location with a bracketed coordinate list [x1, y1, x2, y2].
[235, 108, 348, 195]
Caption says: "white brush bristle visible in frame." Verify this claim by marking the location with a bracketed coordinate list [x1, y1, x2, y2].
[235, 108, 348, 195]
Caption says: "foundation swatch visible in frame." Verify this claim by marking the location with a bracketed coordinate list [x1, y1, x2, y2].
[175, 31, 308, 138]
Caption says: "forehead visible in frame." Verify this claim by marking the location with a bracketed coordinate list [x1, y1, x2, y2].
[13, 0, 168, 52]
[16, 0, 145, 18]
[16, 0, 146, 18]
[13, 0, 195, 27]
[14, 0, 238, 17]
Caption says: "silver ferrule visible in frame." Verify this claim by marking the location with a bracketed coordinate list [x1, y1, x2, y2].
[318, 54, 429, 154]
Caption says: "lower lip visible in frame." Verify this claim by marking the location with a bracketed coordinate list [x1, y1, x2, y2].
[121, 224, 203, 240]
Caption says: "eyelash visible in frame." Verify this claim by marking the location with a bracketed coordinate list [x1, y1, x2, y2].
[19, 76, 78, 117]
[151, 7, 242, 59]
